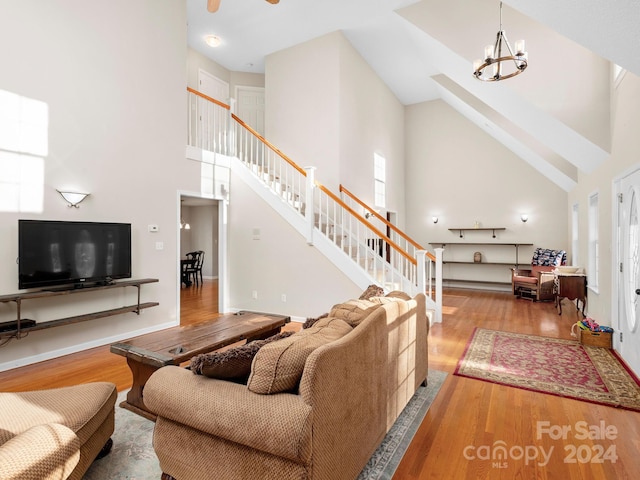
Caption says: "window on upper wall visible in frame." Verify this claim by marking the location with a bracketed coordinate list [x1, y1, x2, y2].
[374, 153, 386, 208]
[571, 203, 579, 266]
[613, 63, 626, 89]
[588, 192, 599, 292]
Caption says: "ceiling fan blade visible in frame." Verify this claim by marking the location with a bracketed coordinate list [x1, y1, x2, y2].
[207, 0, 221, 13]
[266, 0, 280, 4]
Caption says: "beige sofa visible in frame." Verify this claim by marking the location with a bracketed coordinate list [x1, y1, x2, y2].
[145, 293, 429, 480]
[0, 382, 117, 480]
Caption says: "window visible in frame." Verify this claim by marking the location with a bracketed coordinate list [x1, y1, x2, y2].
[588, 192, 599, 292]
[374, 153, 385, 208]
[613, 63, 626, 89]
[0, 89, 47, 213]
[571, 203, 579, 266]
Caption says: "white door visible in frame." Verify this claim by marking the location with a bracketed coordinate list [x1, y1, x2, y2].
[236, 86, 265, 163]
[236, 86, 265, 135]
[197, 70, 230, 153]
[618, 167, 640, 376]
[199, 70, 229, 102]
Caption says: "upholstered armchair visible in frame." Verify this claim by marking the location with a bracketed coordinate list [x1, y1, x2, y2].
[0, 382, 117, 480]
[512, 248, 567, 301]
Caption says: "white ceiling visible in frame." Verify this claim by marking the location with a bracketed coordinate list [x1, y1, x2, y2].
[186, 0, 640, 191]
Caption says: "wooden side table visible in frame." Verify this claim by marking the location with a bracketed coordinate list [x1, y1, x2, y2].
[554, 274, 587, 315]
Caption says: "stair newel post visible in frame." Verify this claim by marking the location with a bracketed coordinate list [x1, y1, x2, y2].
[417, 249, 427, 297]
[416, 249, 443, 324]
[434, 247, 443, 323]
[304, 167, 316, 245]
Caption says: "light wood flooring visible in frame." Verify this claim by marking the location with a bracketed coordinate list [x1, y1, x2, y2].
[1, 282, 638, 479]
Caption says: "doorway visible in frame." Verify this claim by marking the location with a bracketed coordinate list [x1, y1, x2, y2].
[615, 166, 640, 376]
[179, 194, 220, 324]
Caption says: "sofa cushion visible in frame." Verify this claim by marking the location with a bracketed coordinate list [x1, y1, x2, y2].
[329, 299, 381, 327]
[190, 331, 294, 381]
[368, 296, 407, 305]
[248, 317, 353, 394]
[385, 290, 412, 300]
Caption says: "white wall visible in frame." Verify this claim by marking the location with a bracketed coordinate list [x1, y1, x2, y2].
[227, 177, 361, 318]
[405, 99, 568, 285]
[265, 31, 406, 219]
[337, 34, 406, 225]
[265, 32, 342, 188]
[568, 71, 640, 326]
[0, 0, 187, 370]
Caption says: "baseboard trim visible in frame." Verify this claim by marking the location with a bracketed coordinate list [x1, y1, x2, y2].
[0, 320, 178, 372]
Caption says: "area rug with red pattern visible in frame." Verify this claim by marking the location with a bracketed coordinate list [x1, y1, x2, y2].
[454, 328, 640, 411]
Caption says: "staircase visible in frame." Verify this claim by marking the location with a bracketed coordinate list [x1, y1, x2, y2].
[186, 87, 442, 322]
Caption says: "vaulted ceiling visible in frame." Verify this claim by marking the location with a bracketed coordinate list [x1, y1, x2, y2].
[186, 0, 640, 192]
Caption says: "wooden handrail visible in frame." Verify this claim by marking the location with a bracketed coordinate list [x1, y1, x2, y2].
[187, 87, 306, 176]
[339, 185, 436, 262]
[187, 87, 230, 110]
[230, 112, 307, 177]
[187, 86, 434, 267]
[316, 183, 416, 265]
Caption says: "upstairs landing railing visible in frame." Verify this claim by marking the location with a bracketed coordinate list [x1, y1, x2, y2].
[186, 87, 442, 321]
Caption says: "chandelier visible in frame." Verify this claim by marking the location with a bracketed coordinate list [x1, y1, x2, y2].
[473, 1, 528, 81]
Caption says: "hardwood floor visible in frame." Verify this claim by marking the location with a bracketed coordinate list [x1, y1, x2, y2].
[0, 285, 638, 478]
[394, 289, 640, 480]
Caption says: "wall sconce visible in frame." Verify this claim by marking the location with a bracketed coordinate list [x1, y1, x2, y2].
[57, 190, 90, 208]
[520, 214, 529, 223]
[432, 216, 439, 224]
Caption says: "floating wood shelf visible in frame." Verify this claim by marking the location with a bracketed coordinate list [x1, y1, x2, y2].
[0, 278, 159, 343]
[448, 227, 506, 238]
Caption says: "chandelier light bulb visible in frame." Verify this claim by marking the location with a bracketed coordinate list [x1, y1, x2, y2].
[484, 45, 495, 60]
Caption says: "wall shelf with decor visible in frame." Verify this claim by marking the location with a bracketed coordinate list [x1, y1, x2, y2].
[0, 278, 159, 344]
[429, 242, 534, 287]
[448, 227, 506, 238]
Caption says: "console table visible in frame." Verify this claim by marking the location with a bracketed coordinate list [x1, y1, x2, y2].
[554, 274, 587, 315]
[0, 279, 159, 343]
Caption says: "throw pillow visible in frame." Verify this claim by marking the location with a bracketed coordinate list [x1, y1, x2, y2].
[247, 317, 352, 394]
[329, 298, 380, 327]
[190, 331, 294, 381]
[532, 248, 567, 267]
[359, 284, 385, 300]
[302, 312, 328, 329]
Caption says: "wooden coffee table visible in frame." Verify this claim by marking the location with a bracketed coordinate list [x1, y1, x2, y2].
[110, 311, 289, 420]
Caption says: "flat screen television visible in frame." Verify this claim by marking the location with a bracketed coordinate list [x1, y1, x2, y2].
[18, 220, 132, 290]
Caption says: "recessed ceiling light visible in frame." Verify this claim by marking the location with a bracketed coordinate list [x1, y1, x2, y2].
[205, 35, 222, 47]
